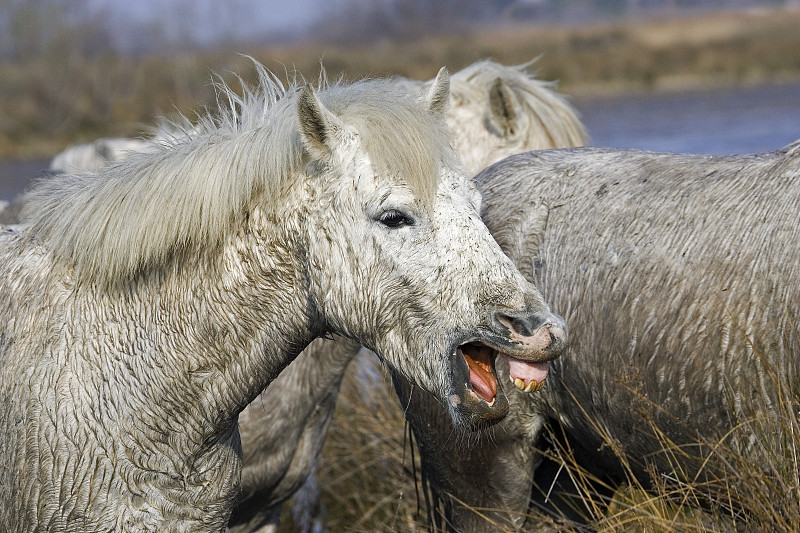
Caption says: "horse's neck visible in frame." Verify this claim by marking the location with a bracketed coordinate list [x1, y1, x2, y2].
[14, 230, 321, 528]
[68, 228, 319, 445]
[180, 242, 319, 410]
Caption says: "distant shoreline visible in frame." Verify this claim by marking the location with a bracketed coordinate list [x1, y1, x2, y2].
[566, 72, 800, 100]
[3, 77, 799, 203]
[2, 6, 799, 159]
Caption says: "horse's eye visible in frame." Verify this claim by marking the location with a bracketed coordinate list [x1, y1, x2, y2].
[378, 209, 414, 228]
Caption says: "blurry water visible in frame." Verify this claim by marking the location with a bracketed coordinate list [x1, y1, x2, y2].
[0, 158, 49, 202]
[574, 81, 800, 154]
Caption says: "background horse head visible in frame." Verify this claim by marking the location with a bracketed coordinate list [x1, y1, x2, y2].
[393, 59, 588, 176]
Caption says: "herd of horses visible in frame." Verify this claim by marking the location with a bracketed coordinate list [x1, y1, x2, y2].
[0, 59, 797, 532]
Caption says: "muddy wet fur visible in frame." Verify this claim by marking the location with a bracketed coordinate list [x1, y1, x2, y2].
[407, 142, 800, 530]
[0, 63, 561, 531]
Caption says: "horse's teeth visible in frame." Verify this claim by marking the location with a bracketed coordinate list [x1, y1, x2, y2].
[513, 377, 542, 393]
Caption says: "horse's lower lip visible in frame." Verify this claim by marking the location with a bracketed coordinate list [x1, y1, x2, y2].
[502, 355, 550, 393]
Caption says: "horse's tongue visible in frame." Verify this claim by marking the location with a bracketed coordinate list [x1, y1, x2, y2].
[464, 349, 498, 403]
[501, 355, 550, 388]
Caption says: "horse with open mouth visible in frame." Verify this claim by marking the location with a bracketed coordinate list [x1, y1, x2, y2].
[0, 63, 565, 532]
[227, 60, 584, 532]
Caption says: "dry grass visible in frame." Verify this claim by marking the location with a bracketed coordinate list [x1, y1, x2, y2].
[276, 337, 800, 532]
[289, 353, 427, 532]
[2, 7, 800, 158]
[529, 384, 800, 532]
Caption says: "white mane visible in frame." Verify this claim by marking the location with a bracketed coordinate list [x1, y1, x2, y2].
[23, 62, 454, 285]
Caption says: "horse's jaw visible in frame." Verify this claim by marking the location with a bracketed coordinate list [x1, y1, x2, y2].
[448, 343, 510, 429]
[447, 313, 566, 429]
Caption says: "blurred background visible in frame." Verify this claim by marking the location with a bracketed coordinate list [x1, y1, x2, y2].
[2, 0, 800, 200]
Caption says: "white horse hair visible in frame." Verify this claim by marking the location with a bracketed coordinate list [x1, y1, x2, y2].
[21, 59, 586, 532]
[445, 59, 588, 175]
[397, 141, 800, 531]
[0, 62, 566, 531]
[386, 59, 587, 177]
[47, 60, 588, 184]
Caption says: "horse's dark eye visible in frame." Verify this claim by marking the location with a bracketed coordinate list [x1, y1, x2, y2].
[378, 210, 413, 228]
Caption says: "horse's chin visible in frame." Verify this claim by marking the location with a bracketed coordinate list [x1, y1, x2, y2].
[448, 389, 510, 430]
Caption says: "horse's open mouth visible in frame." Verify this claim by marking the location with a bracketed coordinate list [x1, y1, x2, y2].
[459, 342, 550, 404]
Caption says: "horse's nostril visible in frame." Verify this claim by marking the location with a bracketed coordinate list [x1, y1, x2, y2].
[494, 310, 547, 337]
[511, 316, 534, 337]
[489, 310, 567, 361]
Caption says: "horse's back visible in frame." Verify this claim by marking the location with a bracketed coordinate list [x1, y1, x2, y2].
[477, 145, 800, 475]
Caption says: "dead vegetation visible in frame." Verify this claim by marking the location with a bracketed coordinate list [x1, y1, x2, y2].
[2, 7, 800, 158]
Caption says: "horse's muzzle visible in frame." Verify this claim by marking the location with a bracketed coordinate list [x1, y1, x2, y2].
[486, 309, 567, 362]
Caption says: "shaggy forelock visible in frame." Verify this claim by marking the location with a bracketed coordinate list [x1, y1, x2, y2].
[317, 78, 456, 200]
[22, 61, 454, 286]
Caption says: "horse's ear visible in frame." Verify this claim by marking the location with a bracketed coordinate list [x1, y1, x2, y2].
[425, 67, 450, 116]
[488, 77, 520, 138]
[297, 85, 344, 159]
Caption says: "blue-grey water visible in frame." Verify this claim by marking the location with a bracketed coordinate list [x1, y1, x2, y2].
[574, 81, 800, 154]
[1, 81, 799, 202]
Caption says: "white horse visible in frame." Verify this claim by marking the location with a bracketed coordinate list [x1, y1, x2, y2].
[225, 60, 587, 533]
[397, 142, 800, 531]
[0, 63, 566, 532]
[27, 60, 585, 532]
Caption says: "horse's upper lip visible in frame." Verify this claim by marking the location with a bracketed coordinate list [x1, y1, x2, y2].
[476, 328, 564, 363]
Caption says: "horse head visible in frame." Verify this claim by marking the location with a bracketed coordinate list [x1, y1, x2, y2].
[293, 69, 567, 428]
